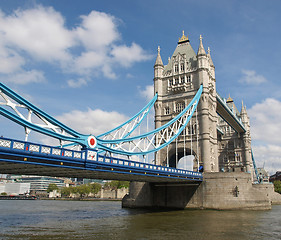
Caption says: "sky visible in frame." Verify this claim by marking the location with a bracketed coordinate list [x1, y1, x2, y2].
[0, 0, 281, 174]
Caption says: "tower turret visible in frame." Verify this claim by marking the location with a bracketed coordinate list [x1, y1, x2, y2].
[197, 35, 209, 85]
[207, 47, 215, 79]
[239, 101, 252, 173]
[154, 46, 164, 96]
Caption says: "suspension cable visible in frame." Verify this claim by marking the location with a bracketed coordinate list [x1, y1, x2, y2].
[190, 116, 193, 161]
[184, 126, 186, 170]
[176, 137, 178, 168]
[196, 107, 199, 171]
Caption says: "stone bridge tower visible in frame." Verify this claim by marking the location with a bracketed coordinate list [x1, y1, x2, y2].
[154, 32, 218, 172]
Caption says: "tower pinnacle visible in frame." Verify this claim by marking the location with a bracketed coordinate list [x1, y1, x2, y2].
[178, 30, 189, 44]
[207, 47, 214, 67]
[154, 46, 163, 67]
[197, 34, 206, 56]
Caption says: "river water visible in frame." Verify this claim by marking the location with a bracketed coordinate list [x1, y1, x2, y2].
[0, 200, 280, 240]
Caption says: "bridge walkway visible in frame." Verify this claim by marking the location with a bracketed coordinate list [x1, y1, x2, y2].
[0, 137, 202, 183]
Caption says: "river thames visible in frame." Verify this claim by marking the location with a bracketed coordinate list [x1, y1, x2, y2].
[0, 200, 280, 240]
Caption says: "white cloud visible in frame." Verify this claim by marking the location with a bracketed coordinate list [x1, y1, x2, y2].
[56, 108, 128, 136]
[111, 42, 153, 67]
[0, 6, 73, 62]
[75, 11, 120, 50]
[139, 85, 154, 102]
[248, 98, 281, 144]
[67, 78, 87, 88]
[1, 70, 45, 85]
[72, 50, 107, 76]
[239, 69, 267, 84]
[248, 98, 281, 174]
[0, 6, 152, 85]
[0, 46, 25, 74]
[252, 144, 281, 175]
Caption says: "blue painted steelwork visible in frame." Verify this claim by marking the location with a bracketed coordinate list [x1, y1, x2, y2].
[0, 82, 91, 147]
[216, 93, 246, 133]
[0, 137, 203, 182]
[98, 93, 158, 139]
[98, 85, 203, 155]
[251, 149, 261, 183]
[0, 83, 203, 156]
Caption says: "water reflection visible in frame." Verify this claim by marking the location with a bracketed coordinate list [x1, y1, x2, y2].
[0, 200, 280, 240]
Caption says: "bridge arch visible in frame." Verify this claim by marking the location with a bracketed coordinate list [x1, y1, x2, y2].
[167, 147, 198, 170]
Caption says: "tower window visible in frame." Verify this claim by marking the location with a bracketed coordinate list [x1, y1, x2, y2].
[174, 78, 179, 85]
[175, 65, 179, 72]
[176, 102, 185, 112]
[180, 63, 185, 72]
[165, 107, 170, 115]
[186, 75, 191, 83]
[169, 79, 173, 86]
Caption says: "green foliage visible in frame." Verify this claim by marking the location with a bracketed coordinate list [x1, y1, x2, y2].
[0, 192, 7, 196]
[104, 180, 129, 190]
[47, 183, 59, 193]
[60, 186, 72, 197]
[60, 183, 101, 198]
[89, 182, 102, 194]
[274, 180, 281, 194]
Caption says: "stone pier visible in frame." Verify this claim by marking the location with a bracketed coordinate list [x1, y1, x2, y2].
[122, 172, 279, 210]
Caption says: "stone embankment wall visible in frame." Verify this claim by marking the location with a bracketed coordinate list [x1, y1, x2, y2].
[49, 188, 128, 199]
[122, 172, 279, 210]
[98, 188, 128, 199]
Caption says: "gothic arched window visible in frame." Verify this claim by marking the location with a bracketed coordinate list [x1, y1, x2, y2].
[165, 107, 170, 115]
[176, 102, 185, 113]
[180, 63, 185, 72]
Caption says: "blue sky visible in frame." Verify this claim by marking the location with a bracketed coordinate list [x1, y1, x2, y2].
[0, 0, 281, 174]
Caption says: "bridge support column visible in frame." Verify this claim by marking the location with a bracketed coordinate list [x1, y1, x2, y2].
[122, 181, 200, 209]
[122, 172, 272, 210]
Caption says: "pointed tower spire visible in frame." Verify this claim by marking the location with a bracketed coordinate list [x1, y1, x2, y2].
[241, 100, 247, 114]
[154, 46, 164, 67]
[197, 35, 206, 56]
[207, 47, 214, 67]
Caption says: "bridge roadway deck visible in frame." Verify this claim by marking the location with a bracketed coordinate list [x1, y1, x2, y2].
[0, 137, 202, 183]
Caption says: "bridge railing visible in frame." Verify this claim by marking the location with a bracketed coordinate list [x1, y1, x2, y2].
[0, 137, 203, 181]
[0, 137, 85, 160]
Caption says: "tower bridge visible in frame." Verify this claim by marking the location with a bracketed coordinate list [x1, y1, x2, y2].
[0, 32, 279, 209]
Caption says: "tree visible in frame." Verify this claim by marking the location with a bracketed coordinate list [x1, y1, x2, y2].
[89, 183, 102, 195]
[60, 186, 72, 197]
[1, 192, 7, 196]
[76, 184, 91, 198]
[47, 183, 59, 193]
[104, 180, 129, 190]
[274, 180, 281, 194]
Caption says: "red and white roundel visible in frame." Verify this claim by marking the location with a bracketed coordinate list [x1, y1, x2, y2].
[87, 136, 97, 148]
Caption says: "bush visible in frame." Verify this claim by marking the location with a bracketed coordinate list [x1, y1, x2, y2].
[47, 183, 58, 193]
[1, 192, 7, 196]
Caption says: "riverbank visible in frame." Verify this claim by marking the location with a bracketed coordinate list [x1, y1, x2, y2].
[0, 195, 37, 200]
[41, 197, 122, 201]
